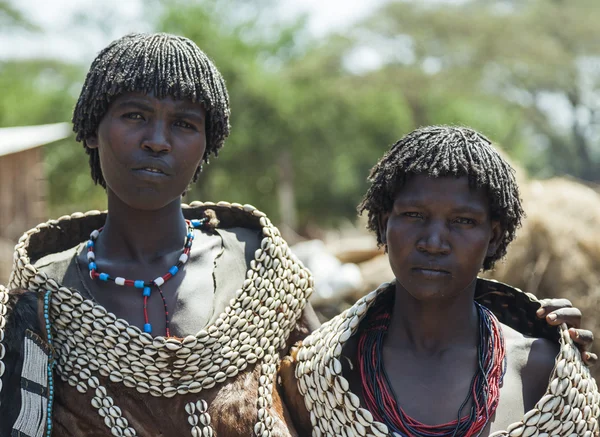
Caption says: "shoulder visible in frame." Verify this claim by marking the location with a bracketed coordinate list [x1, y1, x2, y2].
[502, 323, 559, 404]
[215, 226, 261, 255]
[33, 244, 80, 283]
[503, 323, 559, 368]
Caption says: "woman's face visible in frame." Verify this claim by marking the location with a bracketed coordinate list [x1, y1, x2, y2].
[87, 91, 206, 211]
[382, 174, 501, 302]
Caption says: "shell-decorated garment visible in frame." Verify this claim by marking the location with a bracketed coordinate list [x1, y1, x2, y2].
[293, 280, 600, 437]
[0, 201, 314, 437]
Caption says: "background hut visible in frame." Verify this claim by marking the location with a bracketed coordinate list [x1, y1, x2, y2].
[0, 122, 71, 283]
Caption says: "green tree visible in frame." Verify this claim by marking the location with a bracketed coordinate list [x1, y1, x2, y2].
[0, 0, 38, 30]
[347, 0, 600, 180]
[11, 0, 587, 231]
[157, 0, 413, 233]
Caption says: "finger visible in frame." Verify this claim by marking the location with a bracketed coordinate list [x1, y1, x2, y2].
[543, 308, 582, 328]
[583, 352, 598, 367]
[569, 328, 594, 350]
[536, 298, 573, 317]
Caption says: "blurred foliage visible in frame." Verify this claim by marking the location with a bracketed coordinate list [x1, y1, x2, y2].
[350, 0, 600, 180]
[2, 0, 600, 231]
[0, 0, 39, 31]
[157, 0, 412, 228]
[0, 59, 107, 214]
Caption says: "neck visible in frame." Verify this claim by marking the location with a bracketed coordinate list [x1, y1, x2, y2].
[386, 279, 480, 354]
[97, 191, 188, 263]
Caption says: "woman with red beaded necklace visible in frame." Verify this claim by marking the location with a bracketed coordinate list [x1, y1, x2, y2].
[282, 126, 600, 437]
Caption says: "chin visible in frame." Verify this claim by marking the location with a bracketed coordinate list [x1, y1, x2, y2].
[405, 286, 452, 302]
[396, 276, 459, 302]
[121, 189, 183, 211]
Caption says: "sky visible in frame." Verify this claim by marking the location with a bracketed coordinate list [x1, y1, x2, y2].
[0, 0, 388, 62]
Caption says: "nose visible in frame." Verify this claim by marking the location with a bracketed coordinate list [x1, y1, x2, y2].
[141, 121, 171, 154]
[416, 220, 451, 255]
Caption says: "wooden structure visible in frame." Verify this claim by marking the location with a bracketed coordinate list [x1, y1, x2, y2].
[0, 122, 71, 282]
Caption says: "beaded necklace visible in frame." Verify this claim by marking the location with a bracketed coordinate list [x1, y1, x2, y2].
[43, 290, 55, 437]
[87, 218, 205, 336]
[358, 290, 506, 437]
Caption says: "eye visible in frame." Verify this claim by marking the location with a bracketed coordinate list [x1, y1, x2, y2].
[174, 120, 196, 130]
[454, 217, 476, 225]
[123, 112, 144, 120]
[402, 212, 423, 219]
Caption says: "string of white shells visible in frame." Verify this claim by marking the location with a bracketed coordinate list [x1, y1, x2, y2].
[186, 399, 214, 437]
[0, 285, 7, 403]
[89, 379, 138, 436]
[5, 202, 314, 436]
[295, 283, 600, 437]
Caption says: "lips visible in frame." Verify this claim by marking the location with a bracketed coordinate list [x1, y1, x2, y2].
[411, 264, 451, 278]
[139, 167, 165, 174]
[412, 265, 450, 273]
[132, 159, 172, 177]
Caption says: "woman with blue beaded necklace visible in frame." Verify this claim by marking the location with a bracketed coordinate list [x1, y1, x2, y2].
[0, 33, 594, 437]
[0, 33, 319, 437]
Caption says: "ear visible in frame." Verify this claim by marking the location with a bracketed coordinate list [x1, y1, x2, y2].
[86, 135, 99, 149]
[486, 220, 503, 257]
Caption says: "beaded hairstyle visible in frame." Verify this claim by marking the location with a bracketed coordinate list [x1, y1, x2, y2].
[72, 32, 231, 188]
[358, 125, 524, 270]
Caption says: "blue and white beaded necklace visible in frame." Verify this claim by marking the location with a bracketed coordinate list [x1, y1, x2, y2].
[86, 218, 206, 336]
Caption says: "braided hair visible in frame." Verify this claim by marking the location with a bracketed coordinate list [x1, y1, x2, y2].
[358, 126, 524, 270]
[72, 32, 230, 188]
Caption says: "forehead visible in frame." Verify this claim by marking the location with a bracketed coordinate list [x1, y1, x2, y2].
[393, 174, 490, 212]
[109, 92, 205, 112]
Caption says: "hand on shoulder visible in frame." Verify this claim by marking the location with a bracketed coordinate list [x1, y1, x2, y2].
[279, 342, 312, 436]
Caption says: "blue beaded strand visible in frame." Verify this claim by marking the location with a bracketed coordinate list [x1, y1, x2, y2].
[190, 219, 204, 228]
[44, 290, 55, 436]
[87, 219, 205, 287]
[86, 218, 206, 336]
